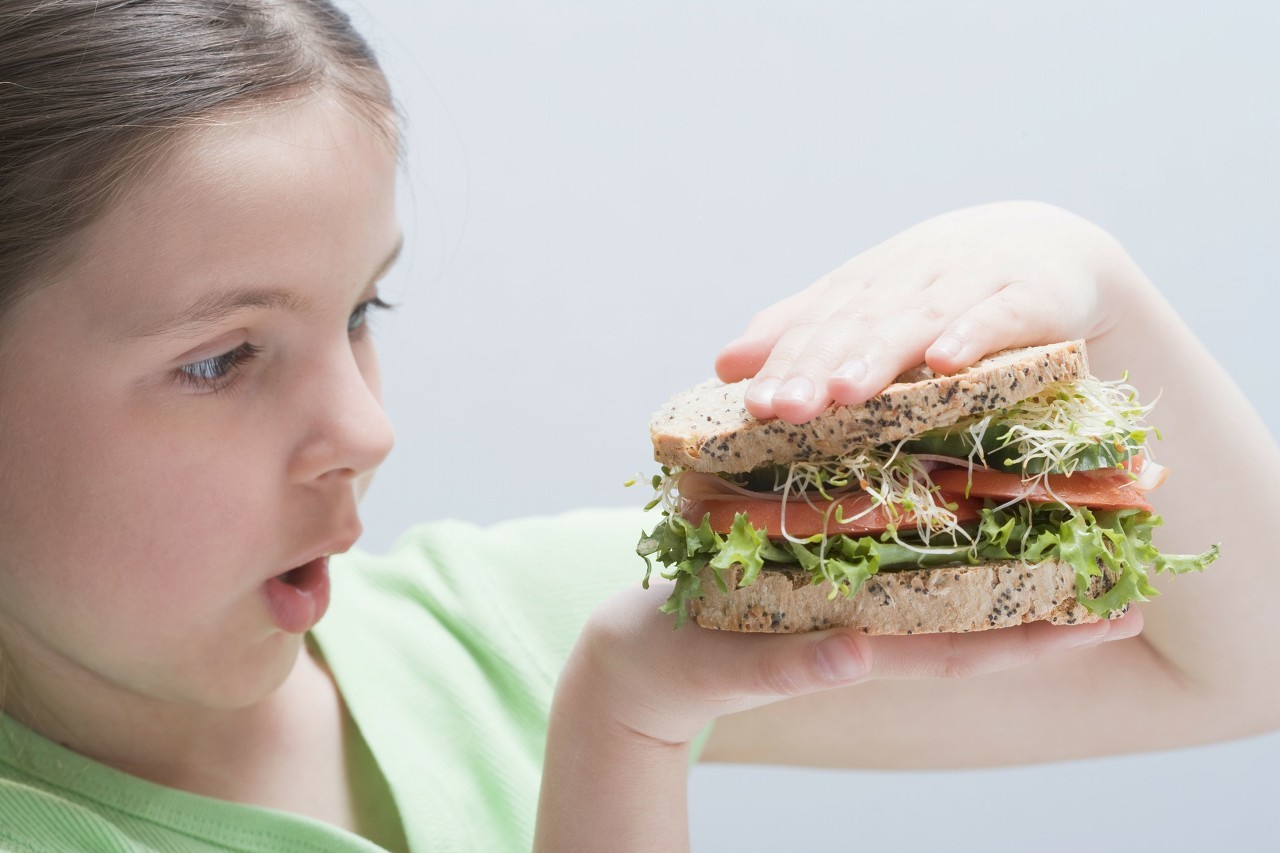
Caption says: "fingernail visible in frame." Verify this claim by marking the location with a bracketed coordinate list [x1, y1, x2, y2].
[746, 377, 779, 407]
[1105, 613, 1143, 641]
[932, 335, 963, 359]
[774, 376, 815, 404]
[815, 635, 867, 683]
[833, 359, 867, 385]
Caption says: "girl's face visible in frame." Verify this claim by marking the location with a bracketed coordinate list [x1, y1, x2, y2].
[0, 96, 399, 711]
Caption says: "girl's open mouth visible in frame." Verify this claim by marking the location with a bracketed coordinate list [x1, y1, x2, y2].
[263, 555, 331, 633]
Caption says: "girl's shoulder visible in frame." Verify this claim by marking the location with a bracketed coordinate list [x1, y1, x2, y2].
[0, 776, 138, 852]
[0, 721, 387, 852]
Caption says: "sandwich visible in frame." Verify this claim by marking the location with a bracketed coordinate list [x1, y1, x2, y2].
[636, 340, 1218, 634]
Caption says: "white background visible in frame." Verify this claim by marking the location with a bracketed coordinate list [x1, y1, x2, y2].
[339, 1, 1279, 849]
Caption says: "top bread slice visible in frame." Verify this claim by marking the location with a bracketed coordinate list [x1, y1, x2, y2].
[651, 340, 1089, 474]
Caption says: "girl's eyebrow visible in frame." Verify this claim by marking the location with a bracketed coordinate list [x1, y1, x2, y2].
[125, 286, 312, 341]
[119, 236, 403, 342]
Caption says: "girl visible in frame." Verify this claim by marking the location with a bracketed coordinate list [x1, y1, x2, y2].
[0, 3, 1275, 851]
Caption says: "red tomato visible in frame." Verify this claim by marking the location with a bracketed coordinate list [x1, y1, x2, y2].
[929, 467, 1153, 511]
[681, 492, 983, 539]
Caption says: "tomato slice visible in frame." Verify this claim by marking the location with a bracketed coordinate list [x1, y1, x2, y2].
[681, 492, 983, 539]
[929, 467, 1153, 511]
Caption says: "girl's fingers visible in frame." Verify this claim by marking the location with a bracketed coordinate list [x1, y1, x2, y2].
[735, 275, 874, 420]
[764, 274, 987, 422]
[820, 275, 987, 408]
[715, 290, 815, 384]
[924, 279, 1078, 374]
[748, 316, 845, 423]
[714, 611, 1143, 701]
[755, 276, 1087, 423]
[865, 609, 1144, 681]
[674, 608, 1142, 735]
[740, 307, 836, 420]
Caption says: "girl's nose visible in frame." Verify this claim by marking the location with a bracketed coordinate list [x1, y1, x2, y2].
[288, 345, 395, 486]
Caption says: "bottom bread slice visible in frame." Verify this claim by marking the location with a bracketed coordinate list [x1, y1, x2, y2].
[690, 560, 1128, 634]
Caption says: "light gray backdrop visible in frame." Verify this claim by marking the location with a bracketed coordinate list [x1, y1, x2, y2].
[338, 1, 1280, 849]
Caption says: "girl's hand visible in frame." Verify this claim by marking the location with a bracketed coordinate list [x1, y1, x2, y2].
[534, 581, 1141, 851]
[569, 581, 1140, 747]
[716, 201, 1129, 425]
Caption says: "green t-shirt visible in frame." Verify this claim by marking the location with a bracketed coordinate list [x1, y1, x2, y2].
[0, 508, 694, 852]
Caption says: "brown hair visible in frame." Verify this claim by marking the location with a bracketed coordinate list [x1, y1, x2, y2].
[0, 0, 396, 327]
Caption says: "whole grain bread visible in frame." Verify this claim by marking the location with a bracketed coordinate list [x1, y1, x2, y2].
[690, 559, 1128, 635]
[651, 340, 1089, 474]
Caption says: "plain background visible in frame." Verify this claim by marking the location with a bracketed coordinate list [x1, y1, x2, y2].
[337, 1, 1279, 849]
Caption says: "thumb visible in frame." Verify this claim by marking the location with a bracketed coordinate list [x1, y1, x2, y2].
[587, 583, 875, 744]
[691, 626, 872, 704]
[616, 624, 873, 745]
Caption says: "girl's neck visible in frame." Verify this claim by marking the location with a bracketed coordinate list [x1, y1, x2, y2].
[5, 640, 339, 804]
[7, 638, 402, 845]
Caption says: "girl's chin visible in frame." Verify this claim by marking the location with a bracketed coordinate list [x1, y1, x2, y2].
[175, 630, 308, 711]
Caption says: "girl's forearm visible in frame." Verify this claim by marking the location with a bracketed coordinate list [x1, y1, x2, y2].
[1086, 245, 1280, 711]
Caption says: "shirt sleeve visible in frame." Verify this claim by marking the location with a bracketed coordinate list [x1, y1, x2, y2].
[381, 507, 713, 761]
[389, 507, 653, 685]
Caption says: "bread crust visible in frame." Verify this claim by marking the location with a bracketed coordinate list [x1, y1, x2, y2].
[651, 340, 1089, 474]
[689, 559, 1128, 634]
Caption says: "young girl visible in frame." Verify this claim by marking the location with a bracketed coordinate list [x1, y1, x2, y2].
[1, 3, 1275, 852]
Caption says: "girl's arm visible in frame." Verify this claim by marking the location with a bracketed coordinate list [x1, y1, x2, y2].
[702, 201, 1280, 768]
[534, 202, 1278, 849]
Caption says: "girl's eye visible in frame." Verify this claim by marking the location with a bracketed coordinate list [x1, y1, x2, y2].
[174, 297, 395, 393]
[176, 342, 262, 390]
[348, 296, 394, 334]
